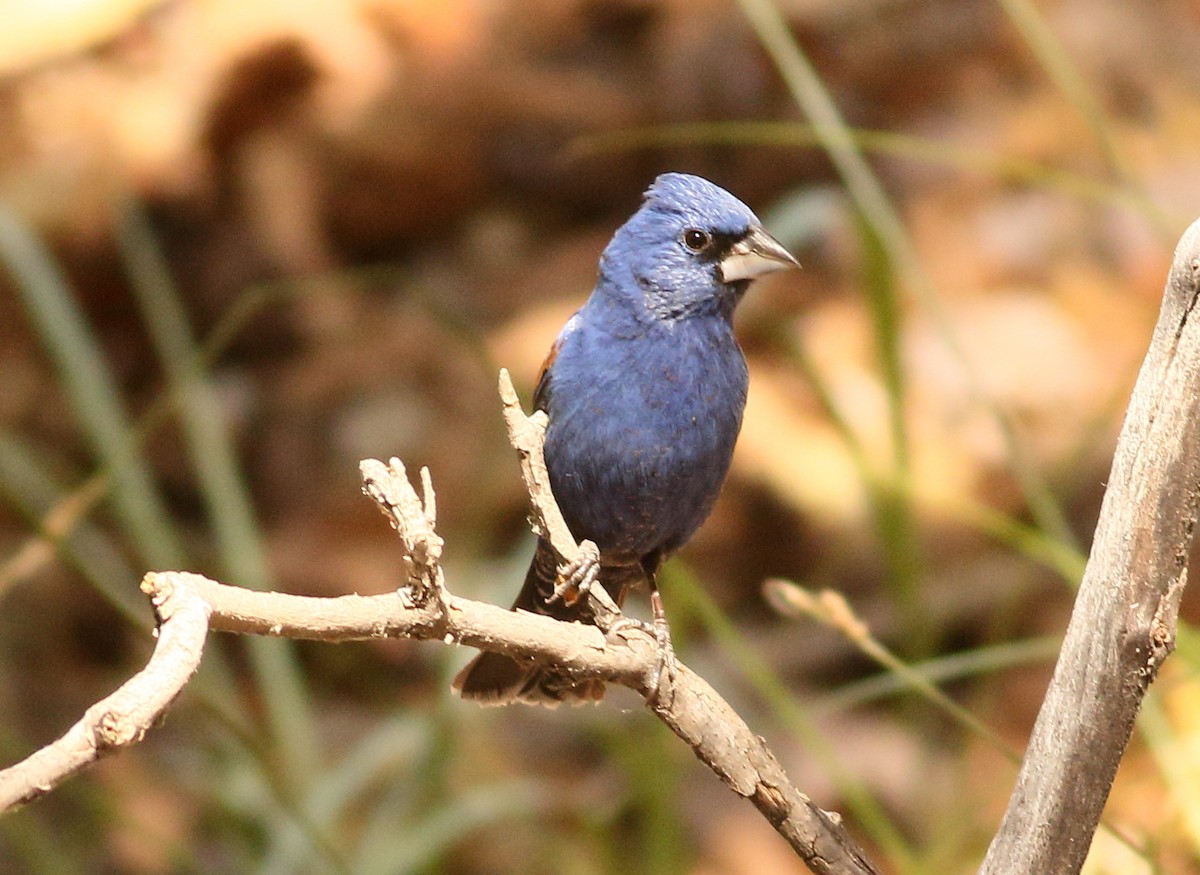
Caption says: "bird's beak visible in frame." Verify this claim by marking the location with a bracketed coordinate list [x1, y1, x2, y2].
[719, 227, 801, 283]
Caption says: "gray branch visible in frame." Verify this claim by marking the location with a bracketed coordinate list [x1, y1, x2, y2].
[980, 218, 1200, 873]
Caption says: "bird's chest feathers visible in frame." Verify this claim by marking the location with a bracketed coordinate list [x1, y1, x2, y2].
[546, 317, 748, 504]
[575, 323, 742, 447]
[543, 319, 746, 555]
[620, 348, 741, 454]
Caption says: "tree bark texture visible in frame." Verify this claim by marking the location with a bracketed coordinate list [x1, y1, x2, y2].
[980, 218, 1200, 873]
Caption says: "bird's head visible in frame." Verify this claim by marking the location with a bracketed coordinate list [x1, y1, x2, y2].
[600, 173, 799, 322]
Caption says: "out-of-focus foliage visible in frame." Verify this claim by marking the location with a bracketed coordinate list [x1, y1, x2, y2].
[1, 1, 1199, 873]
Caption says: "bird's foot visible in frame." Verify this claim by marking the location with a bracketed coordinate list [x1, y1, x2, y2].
[596, 591, 677, 704]
[548, 539, 601, 606]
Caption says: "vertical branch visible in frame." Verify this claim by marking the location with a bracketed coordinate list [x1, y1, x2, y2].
[981, 219, 1200, 873]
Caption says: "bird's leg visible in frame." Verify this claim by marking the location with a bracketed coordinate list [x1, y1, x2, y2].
[548, 539, 601, 606]
[638, 552, 677, 704]
[646, 587, 678, 703]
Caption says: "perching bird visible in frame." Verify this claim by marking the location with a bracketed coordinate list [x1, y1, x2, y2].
[453, 173, 798, 705]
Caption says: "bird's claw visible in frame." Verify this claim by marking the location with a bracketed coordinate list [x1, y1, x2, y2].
[601, 592, 677, 704]
[548, 540, 601, 606]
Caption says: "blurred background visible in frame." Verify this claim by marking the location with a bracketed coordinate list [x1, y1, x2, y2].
[1, 0, 1199, 873]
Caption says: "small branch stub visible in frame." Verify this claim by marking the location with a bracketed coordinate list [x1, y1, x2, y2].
[361, 457, 445, 608]
[498, 368, 622, 624]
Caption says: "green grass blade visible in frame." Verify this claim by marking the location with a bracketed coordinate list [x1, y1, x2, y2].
[568, 122, 1175, 228]
[774, 322, 1083, 593]
[665, 563, 916, 868]
[0, 430, 144, 623]
[994, 0, 1174, 240]
[854, 212, 930, 655]
[358, 781, 545, 875]
[733, 0, 1081, 556]
[0, 261, 408, 599]
[996, 0, 1120, 175]
[766, 580, 1021, 761]
[814, 635, 1061, 714]
[257, 716, 432, 875]
[605, 720, 687, 875]
[0, 204, 185, 570]
[116, 200, 271, 588]
[115, 200, 319, 787]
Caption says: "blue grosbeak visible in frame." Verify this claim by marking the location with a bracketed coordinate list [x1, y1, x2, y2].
[454, 173, 798, 705]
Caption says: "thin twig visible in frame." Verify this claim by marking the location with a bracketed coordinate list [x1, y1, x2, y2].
[764, 580, 1020, 761]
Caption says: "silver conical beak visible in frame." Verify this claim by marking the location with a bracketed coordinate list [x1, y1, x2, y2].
[719, 227, 800, 283]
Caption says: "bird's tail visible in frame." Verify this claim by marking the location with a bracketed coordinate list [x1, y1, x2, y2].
[453, 538, 626, 706]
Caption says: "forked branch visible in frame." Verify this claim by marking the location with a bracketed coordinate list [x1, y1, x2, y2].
[0, 372, 878, 875]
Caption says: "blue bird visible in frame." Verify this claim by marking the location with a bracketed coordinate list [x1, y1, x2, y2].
[454, 173, 798, 705]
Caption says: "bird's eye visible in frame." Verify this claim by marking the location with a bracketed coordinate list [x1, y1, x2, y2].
[683, 228, 711, 252]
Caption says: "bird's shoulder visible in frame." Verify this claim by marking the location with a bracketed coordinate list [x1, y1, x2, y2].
[533, 311, 583, 412]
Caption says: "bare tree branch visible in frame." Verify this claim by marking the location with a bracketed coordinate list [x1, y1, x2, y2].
[0, 572, 209, 809]
[0, 371, 879, 875]
[980, 219, 1200, 874]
